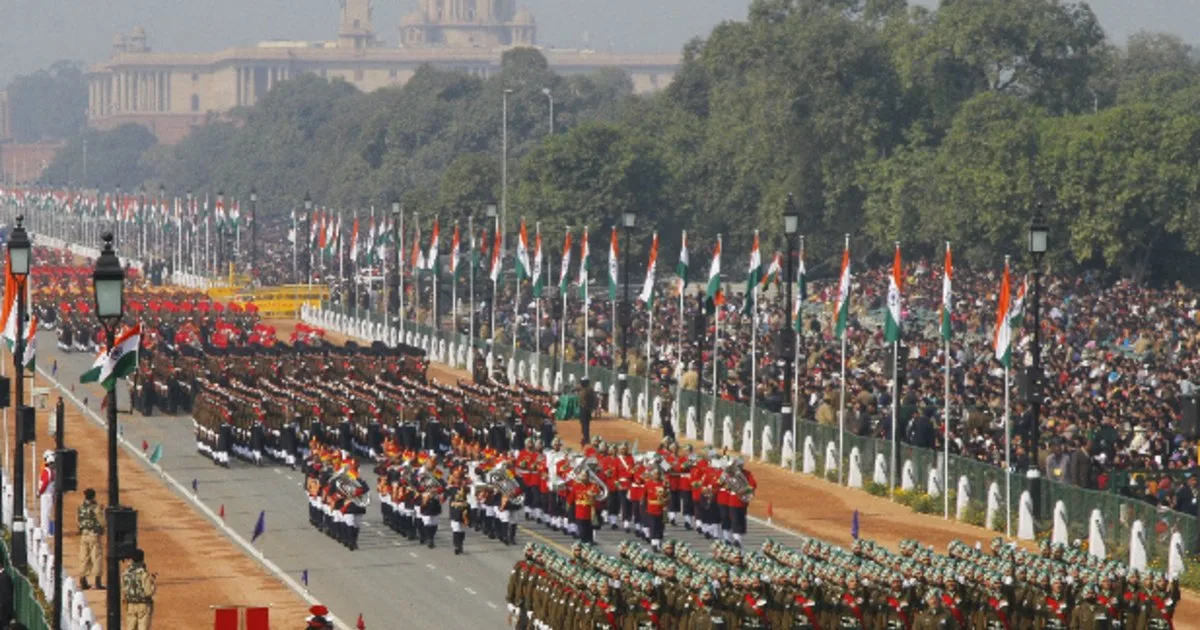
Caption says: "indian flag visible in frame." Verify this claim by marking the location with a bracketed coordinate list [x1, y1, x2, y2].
[0, 268, 15, 349]
[516, 218, 531, 281]
[410, 222, 424, 273]
[994, 259, 1013, 367]
[833, 236, 851, 339]
[21, 316, 36, 369]
[607, 226, 619, 300]
[558, 229, 572, 296]
[794, 240, 806, 333]
[1009, 274, 1028, 331]
[427, 217, 440, 276]
[941, 242, 953, 342]
[763, 251, 782, 287]
[449, 222, 461, 279]
[489, 225, 502, 283]
[706, 235, 723, 306]
[676, 231, 689, 292]
[638, 232, 658, 306]
[884, 243, 902, 344]
[743, 230, 763, 315]
[99, 323, 141, 392]
[349, 216, 360, 262]
[532, 225, 544, 297]
[578, 227, 591, 301]
[80, 346, 107, 383]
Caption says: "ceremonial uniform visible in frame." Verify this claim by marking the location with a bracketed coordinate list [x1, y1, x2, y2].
[38, 452, 55, 533]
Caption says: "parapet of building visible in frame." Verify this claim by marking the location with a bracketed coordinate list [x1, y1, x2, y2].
[86, 4, 677, 145]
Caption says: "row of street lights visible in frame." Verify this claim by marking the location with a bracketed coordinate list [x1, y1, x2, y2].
[4, 216, 131, 629]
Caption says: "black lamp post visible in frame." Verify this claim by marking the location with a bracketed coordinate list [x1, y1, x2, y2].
[93, 232, 126, 630]
[185, 190, 193, 274]
[1027, 205, 1048, 479]
[619, 211, 636, 402]
[250, 187, 258, 277]
[782, 195, 799, 472]
[486, 203, 498, 351]
[7, 215, 31, 573]
[305, 193, 315, 284]
[392, 200, 401, 332]
[158, 184, 165, 263]
[216, 191, 225, 274]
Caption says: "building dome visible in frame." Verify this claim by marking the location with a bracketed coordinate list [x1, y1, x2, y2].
[131, 25, 147, 38]
[113, 33, 126, 46]
[511, 7, 534, 26]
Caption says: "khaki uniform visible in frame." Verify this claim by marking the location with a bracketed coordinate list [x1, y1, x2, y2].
[913, 607, 957, 629]
[122, 562, 156, 630]
[77, 500, 104, 580]
[1068, 600, 1108, 630]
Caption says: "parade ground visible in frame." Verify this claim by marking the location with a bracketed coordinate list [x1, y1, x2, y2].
[15, 321, 1198, 628]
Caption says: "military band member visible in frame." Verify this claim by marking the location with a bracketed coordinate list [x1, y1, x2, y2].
[449, 485, 470, 555]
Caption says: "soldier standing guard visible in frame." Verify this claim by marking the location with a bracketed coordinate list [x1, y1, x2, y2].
[577, 378, 595, 446]
[77, 488, 105, 590]
[38, 451, 55, 533]
[122, 549, 157, 630]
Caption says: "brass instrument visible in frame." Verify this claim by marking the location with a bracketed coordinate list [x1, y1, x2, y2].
[417, 467, 446, 493]
[329, 469, 372, 508]
[573, 457, 610, 504]
[486, 463, 525, 509]
[719, 465, 754, 504]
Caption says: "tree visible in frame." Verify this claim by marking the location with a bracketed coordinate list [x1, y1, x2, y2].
[5, 60, 88, 142]
[42, 124, 158, 188]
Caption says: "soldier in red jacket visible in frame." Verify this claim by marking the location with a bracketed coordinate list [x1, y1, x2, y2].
[643, 467, 668, 551]
[570, 475, 601, 545]
[724, 458, 756, 548]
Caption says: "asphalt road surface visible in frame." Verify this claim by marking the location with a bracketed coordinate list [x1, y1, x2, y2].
[37, 331, 809, 629]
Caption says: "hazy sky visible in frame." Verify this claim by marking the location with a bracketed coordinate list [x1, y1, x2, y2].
[2, 0, 1199, 87]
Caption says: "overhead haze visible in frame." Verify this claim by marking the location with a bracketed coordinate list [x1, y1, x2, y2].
[2, 0, 1200, 87]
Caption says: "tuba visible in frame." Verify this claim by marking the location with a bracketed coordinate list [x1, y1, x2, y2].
[330, 469, 372, 508]
[574, 457, 610, 504]
[719, 464, 754, 504]
[486, 463, 525, 509]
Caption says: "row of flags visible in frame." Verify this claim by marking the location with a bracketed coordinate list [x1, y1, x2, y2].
[0, 188, 247, 229]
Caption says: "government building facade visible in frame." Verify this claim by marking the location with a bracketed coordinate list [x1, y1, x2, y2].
[86, 0, 680, 144]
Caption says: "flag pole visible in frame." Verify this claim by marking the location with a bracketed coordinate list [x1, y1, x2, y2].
[793, 236, 803, 474]
[583, 226, 590, 380]
[453, 220, 459, 351]
[838, 233, 848, 486]
[399, 209, 406, 340]
[534, 222, 541, 380]
[1004, 254, 1012, 538]
[468, 216, 475, 348]
[890, 242, 899, 501]
[712, 234, 722, 443]
[490, 215, 498, 357]
[675, 231, 685, 428]
[944, 316, 951, 519]
[559, 227, 569, 390]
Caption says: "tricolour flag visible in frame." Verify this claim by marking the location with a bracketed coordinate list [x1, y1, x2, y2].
[743, 230, 763, 315]
[515, 218, 531, 280]
[0, 266, 15, 349]
[676, 231, 689, 292]
[80, 345, 107, 384]
[558, 229, 573, 296]
[1009, 273, 1028, 331]
[578, 227, 591, 301]
[607, 226, 619, 300]
[884, 243, 902, 344]
[941, 243, 953, 341]
[410, 222, 424, 273]
[794, 240, 807, 332]
[99, 323, 141, 391]
[763, 252, 782, 287]
[994, 260, 1013, 367]
[489, 225, 502, 283]
[20, 316, 36, 369]
[833, 237, 851, 339]
[638, 232, 658, 306]
[706, 236, 723, 307]
[449, 222, 461, 279]
[427, 217, 440, 276]
[531, 225, 544, 297]
[349, 216, 360, 262]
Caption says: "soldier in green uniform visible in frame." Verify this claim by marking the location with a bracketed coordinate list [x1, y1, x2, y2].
[914, 588, 956, 630]
[122, 549, 157, 630]
[1068, 584, 1109, 630]
[76, 488, 105, 590]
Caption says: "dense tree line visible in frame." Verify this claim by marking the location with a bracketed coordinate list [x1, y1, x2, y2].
[4, 60, 88, 143]
[37, 0, 1200, 281]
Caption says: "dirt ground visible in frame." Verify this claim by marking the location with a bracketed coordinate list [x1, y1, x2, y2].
[11, 354, 311, 628]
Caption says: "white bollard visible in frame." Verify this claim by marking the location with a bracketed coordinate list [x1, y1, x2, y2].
[1052, 501, 1068, 546]
[760, 425, 773, 462]
[847, 447, 863, 489]
[703, 411, 715, 446]
[651, 396, 662, 429]
[956, 476, 971, 520]
[555, 372, 564, 393]
[448, 343, 458, 369]
[1017, 491, 1035, 540]
[824, 442, 838, 479]
[986, 483, 1002, 533]
[542, 368, 552, 391]
[634, 392, 645, 423]
[873, 454, 888, 486]
[1169, 531, 1185, 579]
[901, 460, 916, 492]
[608, 384, 619, 416]
[621, 389, 633, 419]
[686, 407, 698, 440]
[518, 360, 528, 383]
[507, 357, 516, 384]
[722, 417, 735, 450]
[927, 466, 941, 497]
[802, 436, 816, 474]
[741, 423, 754, 459]
[1129, 520, 1148, 572]
[1088, 509, 1107, 560]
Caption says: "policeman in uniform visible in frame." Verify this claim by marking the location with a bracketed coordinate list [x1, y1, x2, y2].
[577, 377, 596, 446]
[76, 488, 105, 590]
[122, 549, 157, 630]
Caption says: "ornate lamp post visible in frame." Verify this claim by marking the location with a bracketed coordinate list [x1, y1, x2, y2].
[782, 195, 799, 472]
[93, 232, 126, 630]
[619, 211, 636, 403]
[7, 216, 31, 571]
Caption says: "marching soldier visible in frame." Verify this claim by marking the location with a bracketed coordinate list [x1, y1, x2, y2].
[914, 589, 956, 630]
[448, 484, 470, 555]
[76, 488, 105, 590]
[122, 549, 157, 630]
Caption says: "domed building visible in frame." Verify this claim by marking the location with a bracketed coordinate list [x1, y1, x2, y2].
[399, 0, 536, 48]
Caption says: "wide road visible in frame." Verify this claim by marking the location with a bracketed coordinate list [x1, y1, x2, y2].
[38, 330, 806, 629]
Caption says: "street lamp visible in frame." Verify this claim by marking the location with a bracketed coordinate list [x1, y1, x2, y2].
[392, 200, 403, 339]
[250, 187, 258, 276]
[217, 190, 225, 273]
[92, 232, 126, 630]
[619, 211, 636, 403]
[501, 89, 513, 248]
[1027, 203, 1048, 500]
[186, 190, 194, 275]
[782, 195, 799, 472]
[7, 215, 30, 573]
[158, 184, 165, 263]
[486, 203, 498, 354]
[541, 88, 554, 135]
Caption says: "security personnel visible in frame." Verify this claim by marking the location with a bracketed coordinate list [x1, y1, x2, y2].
[122, 549, 157, 630]
[76, 488, 105, 590]
[577, 378, 596, 446]
[448, 485, 470, 555]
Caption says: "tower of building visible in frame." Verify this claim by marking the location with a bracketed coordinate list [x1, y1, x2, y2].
[399, 0, 535, 48]
[338, 0, 377, 49]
